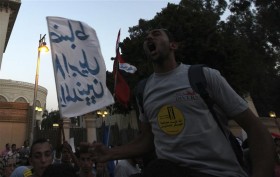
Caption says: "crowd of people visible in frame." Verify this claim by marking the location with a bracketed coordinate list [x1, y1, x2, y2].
[0, 139, 143, 177]
[0, 135, 278, 177]
[0, 141, 30, 177]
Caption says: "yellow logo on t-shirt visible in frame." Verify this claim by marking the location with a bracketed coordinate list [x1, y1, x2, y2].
[23, 169, 32, 177]
[157, 105, 185, 135]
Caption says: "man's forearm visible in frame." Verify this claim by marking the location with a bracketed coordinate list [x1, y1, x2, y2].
[247, 121, 275, 177]
[109, 132, 154, 160]
[234, 109, 275, 177]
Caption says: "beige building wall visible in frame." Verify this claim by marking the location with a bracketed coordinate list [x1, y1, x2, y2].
[0, 79, 47, 121]
[0, 0, 21, 69]
[0, 9, 10, 68]
[0, 122, 27, 148]
[0, 79, 47, 148]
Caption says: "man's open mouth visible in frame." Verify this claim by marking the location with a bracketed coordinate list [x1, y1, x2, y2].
[148, 42, 156, 52]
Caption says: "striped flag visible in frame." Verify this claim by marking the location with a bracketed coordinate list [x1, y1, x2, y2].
[116, 29, 137, 73]
[113, 29, 131, 107]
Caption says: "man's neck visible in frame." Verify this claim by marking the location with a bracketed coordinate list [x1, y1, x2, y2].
[153, 59, 178, 73]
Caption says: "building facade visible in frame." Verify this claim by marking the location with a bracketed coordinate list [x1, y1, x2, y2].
[0, 0, 21, 69]
[0, 79, 47, 148]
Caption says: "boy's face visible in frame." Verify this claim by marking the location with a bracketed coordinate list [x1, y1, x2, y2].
[12, 145, 16, 152]
[6, 144, 10, 150]
[29, 142, 53, 177]
[79, 153, 94, 174]
[96, 162, 107, 174]
[61, 147, 72, 163]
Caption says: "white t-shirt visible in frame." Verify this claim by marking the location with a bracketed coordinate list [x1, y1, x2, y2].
[139, 63, 248, 177]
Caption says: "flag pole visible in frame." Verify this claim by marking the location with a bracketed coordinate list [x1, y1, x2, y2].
[106, 109, 111, 147]
[106, 29, 121, 147]
[113, 59, 119, 100]
[113, 29, 121, 99]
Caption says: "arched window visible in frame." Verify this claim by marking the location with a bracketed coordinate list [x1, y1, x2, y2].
[0, 95, 8, 102]
[35, 100, 41, 107]
[15, 97, 28, 103]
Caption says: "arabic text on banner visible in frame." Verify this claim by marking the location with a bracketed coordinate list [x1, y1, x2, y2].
[46, 16, 114, 117]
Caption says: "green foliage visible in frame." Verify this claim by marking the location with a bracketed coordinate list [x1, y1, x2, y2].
[108, 0, 280, 116]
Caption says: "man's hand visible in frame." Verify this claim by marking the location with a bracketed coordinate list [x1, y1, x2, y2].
[89, 142, 110, 163]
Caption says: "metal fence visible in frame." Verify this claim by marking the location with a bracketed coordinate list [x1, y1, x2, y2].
[34, 128, 60, 147]
[35, 128, 87, 148]
[35, 124, 138, 148]
[96, 123, 139, 146]
[70, 128, 87, 147]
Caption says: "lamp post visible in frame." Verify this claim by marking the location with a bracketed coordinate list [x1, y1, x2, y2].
[29, 34, 49, 144]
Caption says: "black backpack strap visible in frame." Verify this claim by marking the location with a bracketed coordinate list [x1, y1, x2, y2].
[188, 64, 227, 137]
[189, 65, 247, 170]
[188, 64, 228, 138]
[188, 64, 207, 96]
[135, 78, 148, 114]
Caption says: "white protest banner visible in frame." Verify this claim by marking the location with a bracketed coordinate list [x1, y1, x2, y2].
[46, 16, 114, 117]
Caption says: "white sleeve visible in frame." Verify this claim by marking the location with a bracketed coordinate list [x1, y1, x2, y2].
[203, 67, 248, 117]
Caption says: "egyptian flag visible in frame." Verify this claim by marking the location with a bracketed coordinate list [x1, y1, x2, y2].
[113, 29, 130, 107]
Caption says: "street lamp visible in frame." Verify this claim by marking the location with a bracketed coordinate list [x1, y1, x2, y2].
[270, 111, 280, 132]
[97, 110, 108, 117]
[29, 34, 49, 144]
[269, 111, 276, 118]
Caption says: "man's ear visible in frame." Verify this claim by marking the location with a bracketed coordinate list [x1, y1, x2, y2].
[170, 41, 178, 50]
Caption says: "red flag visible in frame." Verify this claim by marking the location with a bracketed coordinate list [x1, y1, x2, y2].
[113, 29, 130, 107]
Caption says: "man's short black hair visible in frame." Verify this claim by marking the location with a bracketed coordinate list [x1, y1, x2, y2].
[161, 29, 175, 42]
[30, 138, 52, 157]
[145, 28, 175, 42]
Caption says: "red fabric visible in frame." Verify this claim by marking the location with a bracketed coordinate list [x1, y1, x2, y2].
[113, 29, 130, 107]
[272, 132, 280, 138]
[113, 59, 130, 107]
[114, 69, 130, 107]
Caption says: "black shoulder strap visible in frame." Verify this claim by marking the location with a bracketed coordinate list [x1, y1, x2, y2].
[188, 64, 227, 137]
[189, 65, 247, 170]
[188, 64, 207, 98]
[135, 78, 148, 113]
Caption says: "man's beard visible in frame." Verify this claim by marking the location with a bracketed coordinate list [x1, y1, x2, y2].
[150, 55, 166, 66]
